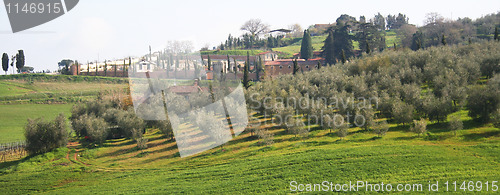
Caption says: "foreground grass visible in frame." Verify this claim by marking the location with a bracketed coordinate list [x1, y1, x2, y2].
[1, 112, 498, 194]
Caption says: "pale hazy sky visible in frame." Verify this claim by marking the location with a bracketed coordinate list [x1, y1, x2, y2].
[0, 0, 498, 72]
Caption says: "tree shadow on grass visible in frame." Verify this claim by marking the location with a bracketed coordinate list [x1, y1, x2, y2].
[389, 124, 411, 132]
[427, 119, 483, 134]
[393, 135, 419, 141]
[463, 130, 500, 141]
[102, 139, 135, 148]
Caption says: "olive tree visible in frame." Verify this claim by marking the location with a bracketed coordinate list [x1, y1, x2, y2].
[392, 100, 414, 125]
[466, 86, 500, 122]
[25, 114, 69, 155]
[373, 120, 390, 137]
[448, 115, 463, 136]
[410, 118, 427, 137]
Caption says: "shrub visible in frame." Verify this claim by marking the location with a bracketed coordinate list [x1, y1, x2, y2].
[337, 123, 349, 140]
[373, 120, 390, 137]
[256, 128, 274, 146]
[286, 117, 307, 138]
[491, 108, 500, 129]
[25, 114, 69, 155]
[449, 115, 463, 136]
[136, 138, 148, 150]
[410, 118, 427, 136]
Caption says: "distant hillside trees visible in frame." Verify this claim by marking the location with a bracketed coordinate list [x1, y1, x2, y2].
[386, 13, 409, 30]
[372, 13, 386, 30]
[322, 25, 354, 65]
[356, 23, 386, 53]
[25, 114, 69, 155]
[2, 53, 8, 74]
[411, 31, 424, 51]
[300, 30, 313, 60]
[397, 24, 418, 48]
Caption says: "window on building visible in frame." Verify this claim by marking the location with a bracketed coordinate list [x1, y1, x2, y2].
[279, 66, 283, 69]
[288, 65, 291, 69]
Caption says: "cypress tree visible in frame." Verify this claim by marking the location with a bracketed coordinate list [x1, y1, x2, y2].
[15, 50, 25, 73]
[322, 30, 335, 66]
[292, 57, 299, 75]
[207, 55, 212, 71]
[2, 53, 9, 75]
[365, 42, 371, 54]
[441, 34, 447, 46]
[227, 55, 231, 73]
[317, 61, 321, 70]
[300, 30, 313, 60]
[104, 61, 107, 76]
[393, 43, 397, 50]
[341, 49, 346, 64]
[495, 27, 499, 41]
[243, 51, 250, 89]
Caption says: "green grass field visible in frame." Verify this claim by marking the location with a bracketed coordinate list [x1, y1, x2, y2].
[0, 104, 74, 143]
[0, 109, 498, 194]
[0, 75, 128, 143]
[274, 30, 398, 57]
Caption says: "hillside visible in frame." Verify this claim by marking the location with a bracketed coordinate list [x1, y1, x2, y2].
[1, 42, 500, 194]
[272, 30, 399, 57]
[0, 74, 128, 143]
[0, 111, 498, 194]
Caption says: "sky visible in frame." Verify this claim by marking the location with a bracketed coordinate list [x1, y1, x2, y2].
[0, 0, 498, 72]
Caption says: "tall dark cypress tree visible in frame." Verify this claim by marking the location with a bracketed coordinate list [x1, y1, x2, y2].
[207, 55, 212, 71]
[300, 30, 313, 60]
[2, 53, 8, 75]
[341, 49, 346, 64]
[494, 27, 499, 41]
[292, 57, 299, 75]
[332, 25, 354, 62]
[243, 52, 250, 89]
[15, 50, 25, 73]
[322, 31, 335, 66]
[365, 42, 371, 54]
[104, 61, 107, 76]
[227, 55, 231, 73]
[441, 34, 447, 46]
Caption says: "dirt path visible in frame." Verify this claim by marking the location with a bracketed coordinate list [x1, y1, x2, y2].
[66, 141, 90, 166]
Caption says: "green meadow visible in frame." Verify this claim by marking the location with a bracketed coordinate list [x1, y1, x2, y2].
[0, 107, 498, 194]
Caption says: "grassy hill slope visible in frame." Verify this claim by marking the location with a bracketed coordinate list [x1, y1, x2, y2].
[0, 74, 128, 143]
[0, 110, 498, 194]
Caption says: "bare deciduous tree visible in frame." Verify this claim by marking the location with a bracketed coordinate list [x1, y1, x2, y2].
[424, 12, 444, 25]
[241, 19, 270, 36]
[288, 23, 303, 38]
[397, 24, 418, 48]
